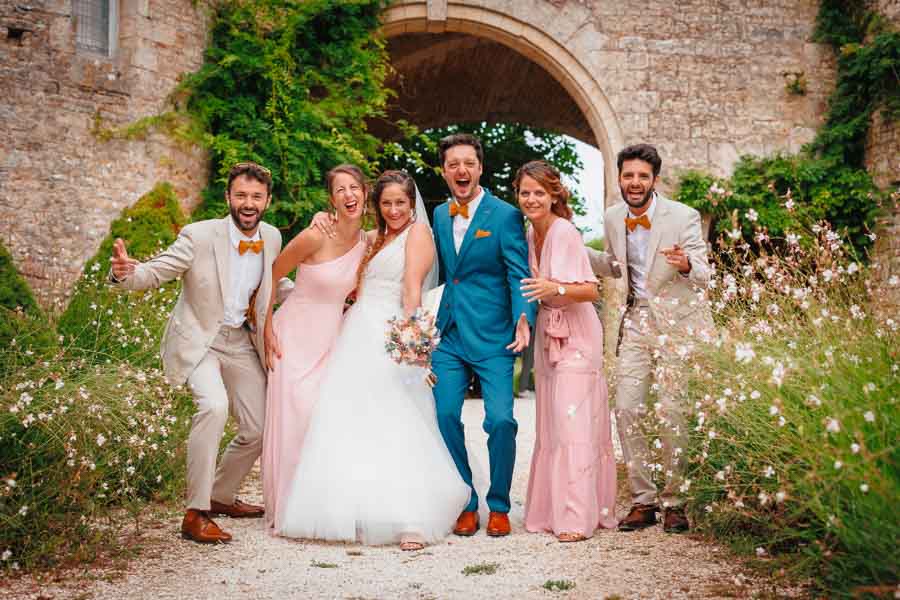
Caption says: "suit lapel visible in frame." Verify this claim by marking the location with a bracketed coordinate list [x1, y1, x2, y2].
[213, 217, 231, 308]
[456, 192, 495, 265]
[437, 202, 456, 276]
[646, 196, 669, 273]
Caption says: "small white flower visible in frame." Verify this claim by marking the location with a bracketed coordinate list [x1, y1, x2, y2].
[826, 418, 840, 433]
[758, 492, 769, 505]
[715, 470, 726, 481]
[708, 430, 717, 439]
[834, 460, 843, 470]
[863, 411, 875, 423]
[850, 443, 860, 454]
[18, 505, 28, 516]
[653, 438, 662, 449]
[763, 465, 775, 478]
[0, 550, 10, 561]
[54, 380, 64, 390]
[860, 483, 869, 493]
[755, 547, 767, 557]
[769, 405, 779, 416]
[775, 491, 786, 503]
[96, 433, 107, 447]
[745, 209, 758, 222]
[750, 390, 761, 400]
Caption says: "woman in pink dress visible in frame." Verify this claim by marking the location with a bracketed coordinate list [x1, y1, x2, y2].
[261, 164, 368, 533]
[517, 160, 617, 542]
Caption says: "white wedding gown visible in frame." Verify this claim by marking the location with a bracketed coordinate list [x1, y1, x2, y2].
[279, 227, 470, 544]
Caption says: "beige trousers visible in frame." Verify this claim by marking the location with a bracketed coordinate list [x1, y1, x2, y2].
[614, 304, 689, 509]
[185, 325, 266, 510]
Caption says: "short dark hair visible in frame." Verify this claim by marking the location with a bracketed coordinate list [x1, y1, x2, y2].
[438, 133, 484, 166]
[616, 144, 662, 177]
[227, 162, 273, 196]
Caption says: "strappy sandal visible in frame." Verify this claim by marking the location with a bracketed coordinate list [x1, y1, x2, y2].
[557, 532, 587, 543]
[400, 540, 425, 551]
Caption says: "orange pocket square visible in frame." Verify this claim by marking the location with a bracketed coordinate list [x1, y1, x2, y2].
[475, 229, 491, 239]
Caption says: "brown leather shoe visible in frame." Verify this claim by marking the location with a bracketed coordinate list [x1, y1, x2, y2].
[663, 507, 689, 533]
[618, 503, 659, 531]
[181, 509, 232, 544]
[209, 498, 265, 519]
[486, 511, 511, 537]
[453, 511, 479, 536]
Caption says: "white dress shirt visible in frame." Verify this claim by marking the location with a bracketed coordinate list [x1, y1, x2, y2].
[452, 188, 485, 253]
[625, 193, 657, 301]
[224, 217, 264, 327]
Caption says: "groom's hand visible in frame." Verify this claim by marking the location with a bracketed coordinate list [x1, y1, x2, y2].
[111, 238, 139, 281]
[309, 211, 337, 238]
[506, 313, 531, 352]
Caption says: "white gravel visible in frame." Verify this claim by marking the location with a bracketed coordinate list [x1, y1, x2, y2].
[4, 397, 803, 599]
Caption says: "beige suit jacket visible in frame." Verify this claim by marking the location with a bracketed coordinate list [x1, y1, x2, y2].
[113, 217, 293, 386]
[588, 195, 714, 349]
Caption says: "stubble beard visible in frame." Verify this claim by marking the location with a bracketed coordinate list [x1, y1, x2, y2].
[621, 186, 654, 210]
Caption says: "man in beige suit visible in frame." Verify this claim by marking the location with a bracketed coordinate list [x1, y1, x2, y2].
[111, 162, 292, 543]
[588, 144, 714, 533]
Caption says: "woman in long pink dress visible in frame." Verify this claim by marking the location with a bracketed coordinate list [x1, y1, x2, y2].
[261, 164, 368, 534]
[517, 160, 617, 542]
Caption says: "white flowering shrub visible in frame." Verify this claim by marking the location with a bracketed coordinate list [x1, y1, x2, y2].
[677, 201, 899, 596]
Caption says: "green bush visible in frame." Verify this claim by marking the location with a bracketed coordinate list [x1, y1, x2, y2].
[0, 243, 57, 376]
[0, 357, 193, 570]
[674, 154, 882, 256]
[678, 222, 899, 597]
[56, 182, 186, 367]
[181, 0, 392, 237]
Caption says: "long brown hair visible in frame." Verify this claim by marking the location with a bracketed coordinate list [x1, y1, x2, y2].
[512, 160, 574, 220]
[354, 170, 417, 291]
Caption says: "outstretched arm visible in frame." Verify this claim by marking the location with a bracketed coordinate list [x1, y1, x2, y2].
[402, 222, 435, 317]
[263, 227, 326, 370]
[110, 228, 195, 291]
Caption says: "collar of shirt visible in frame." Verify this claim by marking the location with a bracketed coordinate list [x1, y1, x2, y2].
[453, 187, 484, 221]
[627, 192, 657, 226]
[228, 216, 262, 249]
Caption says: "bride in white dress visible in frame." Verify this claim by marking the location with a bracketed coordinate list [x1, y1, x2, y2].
[278, 170, 469, 550]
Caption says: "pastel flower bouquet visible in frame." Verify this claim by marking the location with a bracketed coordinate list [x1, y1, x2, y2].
[385, 307, 441, 386]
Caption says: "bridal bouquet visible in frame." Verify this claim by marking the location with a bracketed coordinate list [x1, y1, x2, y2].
[385, 308, 441, 385]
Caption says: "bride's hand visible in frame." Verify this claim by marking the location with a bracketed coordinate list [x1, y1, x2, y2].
[264, 323, 282, 371]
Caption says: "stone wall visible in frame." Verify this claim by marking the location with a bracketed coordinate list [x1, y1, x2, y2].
[866, 0, 900, 190]
[0, 0, 208, 309]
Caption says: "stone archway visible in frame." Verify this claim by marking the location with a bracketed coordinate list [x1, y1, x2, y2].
[380, 0, 623, 208]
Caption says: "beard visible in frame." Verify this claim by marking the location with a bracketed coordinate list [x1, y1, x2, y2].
[620, 185, 654, 210]
[230, 204, 264, 233]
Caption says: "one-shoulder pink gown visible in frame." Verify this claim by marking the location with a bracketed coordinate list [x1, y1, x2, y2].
[524, 218, 618, 538]
[262, 239, 366, 533]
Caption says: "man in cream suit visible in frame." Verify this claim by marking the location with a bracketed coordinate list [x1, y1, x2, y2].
[588, 144, 714, 533]
[111, 162, 292, 543]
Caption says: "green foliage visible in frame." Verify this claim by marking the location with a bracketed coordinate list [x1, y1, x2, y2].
[57, 182, 186, 366]
[543, 580, 576, 592]
[810, 1, 900, 167]
[680, 221, 899, 598]
[0, 357, 193, 570]
[461, 562, 499, 576]
[91, 111, 204, 151]
[674, 154, 882, 255]
[181, 0, 391, 236]
[381, 122, 585, 213]
[0, 244, 56, 376]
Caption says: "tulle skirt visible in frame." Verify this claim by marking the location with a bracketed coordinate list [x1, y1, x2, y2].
[278, 289, 470, 545]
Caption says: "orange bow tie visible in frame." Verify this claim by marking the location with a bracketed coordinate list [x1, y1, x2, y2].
[625, 213, 651, 232]
[449, 202, 470, 219]
[238, 240, 264, 255]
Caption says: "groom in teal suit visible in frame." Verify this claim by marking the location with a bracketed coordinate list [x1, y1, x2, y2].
[432, 133, 536, 537]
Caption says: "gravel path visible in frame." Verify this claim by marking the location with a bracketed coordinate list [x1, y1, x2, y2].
[6, 397, 801, 599]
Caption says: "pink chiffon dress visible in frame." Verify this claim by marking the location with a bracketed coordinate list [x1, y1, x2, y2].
[523, 217, 618, 538]
[262, 237, 366, 533]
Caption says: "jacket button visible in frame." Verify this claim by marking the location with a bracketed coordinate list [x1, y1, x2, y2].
[453, 278, 459, 284]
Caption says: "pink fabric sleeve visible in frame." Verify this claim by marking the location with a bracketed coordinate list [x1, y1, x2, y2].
[547, 219, 598, 284]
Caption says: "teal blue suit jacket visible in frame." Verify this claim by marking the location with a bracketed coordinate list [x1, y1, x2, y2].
[433, 190, 536, 362]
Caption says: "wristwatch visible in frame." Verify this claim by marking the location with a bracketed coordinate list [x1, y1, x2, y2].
[556, 285, 566, 296]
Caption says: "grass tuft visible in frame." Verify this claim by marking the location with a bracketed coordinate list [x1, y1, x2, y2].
[462, 562, 499, 576]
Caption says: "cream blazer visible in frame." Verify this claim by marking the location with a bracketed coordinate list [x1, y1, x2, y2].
[587, 195, 714, 349]
[114, 217, 293, 385]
